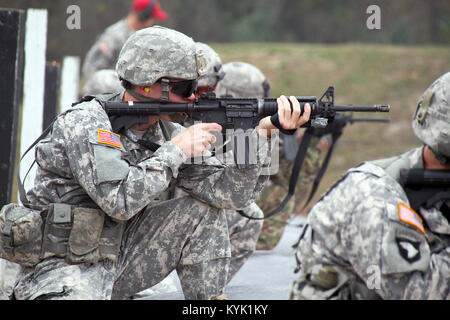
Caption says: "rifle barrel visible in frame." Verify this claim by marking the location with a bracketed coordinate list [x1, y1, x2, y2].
[350, 117, 390, 122]
[333, 105, 390, 112]
[104, 101, 192, 115]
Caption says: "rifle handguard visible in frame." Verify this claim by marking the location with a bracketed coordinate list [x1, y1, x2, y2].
[270, 113, 297, 135]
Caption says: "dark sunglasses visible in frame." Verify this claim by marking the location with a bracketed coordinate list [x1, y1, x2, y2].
[159, 79, 198, 98]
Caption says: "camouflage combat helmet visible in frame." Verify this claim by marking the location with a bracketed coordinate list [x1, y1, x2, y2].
[215, 62, 270, 99]
[195, 42, 225, 88]
[412, 72, 450, 163]
[116, 26, 207, 100]
[81, 69, 122, 96]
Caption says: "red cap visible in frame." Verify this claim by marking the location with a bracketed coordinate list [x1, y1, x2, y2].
[133, 0, 168, 21]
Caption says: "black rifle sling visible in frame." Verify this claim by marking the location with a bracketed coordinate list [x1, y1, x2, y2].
[135, 139, 161, 152]
[237, 129, 314, 220]
[301, 127, 343, 209]
[134, 120, 183, 152]
[17, 123, 54, 208]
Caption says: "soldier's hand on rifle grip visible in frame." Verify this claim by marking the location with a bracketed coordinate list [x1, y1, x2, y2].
[171, 123, 221, 158]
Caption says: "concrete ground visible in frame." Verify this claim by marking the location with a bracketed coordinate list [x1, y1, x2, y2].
[135, 215, 305, 300]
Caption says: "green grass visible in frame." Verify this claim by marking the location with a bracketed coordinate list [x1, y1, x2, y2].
[211, 42, 450, 214]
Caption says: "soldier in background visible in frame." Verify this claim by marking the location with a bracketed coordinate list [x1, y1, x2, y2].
[256, 130, 329, 250]
[82, 0, 168, 81]
[290, 72, 450, 299]
[194, 42, 225, 96]
[215, 62, 270, 99]
[81, 69, 122, 97]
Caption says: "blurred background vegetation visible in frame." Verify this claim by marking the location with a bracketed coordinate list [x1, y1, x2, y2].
[0, 0, 449, 62]
[1, 0, 449, 222]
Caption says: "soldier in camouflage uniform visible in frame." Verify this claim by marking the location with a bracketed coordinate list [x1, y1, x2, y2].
[78, 55, 256, 288]
[194, 42, 225, 96]
[11, 26, 311, 300]
[81, 69, 122, 97]
[82, 0, 168, 81]
[215, 62, 270, 99]
[290, 72, 450, 300]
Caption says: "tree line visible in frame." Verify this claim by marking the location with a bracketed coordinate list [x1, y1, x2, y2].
[0, 0, 448, 62]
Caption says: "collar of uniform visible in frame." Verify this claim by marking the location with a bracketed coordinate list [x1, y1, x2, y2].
[123, 122, 166, 151]
[409, 146, 425, 169]
[117, 89, 126, 101]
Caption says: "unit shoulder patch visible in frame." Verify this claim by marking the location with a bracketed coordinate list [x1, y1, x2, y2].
[398, 202, 425, 235]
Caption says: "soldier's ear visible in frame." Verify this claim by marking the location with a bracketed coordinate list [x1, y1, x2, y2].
[135, 86, 151, 94]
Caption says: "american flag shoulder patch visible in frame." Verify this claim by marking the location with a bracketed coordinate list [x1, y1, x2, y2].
[97, 129, 121, 148]
[398, 202, 425, 235]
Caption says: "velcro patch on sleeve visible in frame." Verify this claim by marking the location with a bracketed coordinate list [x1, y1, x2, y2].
[98, 129, 121, 149]
[398, 202, 425, 235]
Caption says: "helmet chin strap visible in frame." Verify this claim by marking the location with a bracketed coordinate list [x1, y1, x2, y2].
[160, 78, 170, 101]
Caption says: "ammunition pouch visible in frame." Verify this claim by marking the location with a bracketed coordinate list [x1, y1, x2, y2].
[41, 203, 125, 264]
[0, 203, 44, 267]
[0, 203, 124, 267]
